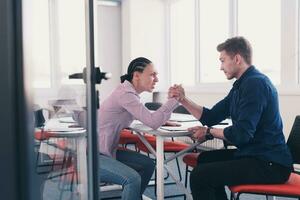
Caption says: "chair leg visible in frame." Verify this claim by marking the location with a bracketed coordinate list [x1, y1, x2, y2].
[35, 148, 41, 172]
[230, 192, 239, 200]
[175, 156, 182, 181]
[266, 195, 276, 200]
[154, 168, 157, 196]
[184, 165, 189, 188]
[163, 154, 170, 180]
[184, 165, 189, 200]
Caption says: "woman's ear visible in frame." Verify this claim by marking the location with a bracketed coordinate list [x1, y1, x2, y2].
[132, 71, 141, 81]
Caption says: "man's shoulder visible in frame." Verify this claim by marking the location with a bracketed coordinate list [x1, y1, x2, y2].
[241, 72, 277, 97]
[243, 71, 270, 87]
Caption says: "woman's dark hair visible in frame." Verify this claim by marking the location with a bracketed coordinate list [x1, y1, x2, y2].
[120, 57, 152, 83]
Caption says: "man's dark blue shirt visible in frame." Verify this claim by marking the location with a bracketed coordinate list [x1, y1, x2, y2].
[200, 66, 293, 168]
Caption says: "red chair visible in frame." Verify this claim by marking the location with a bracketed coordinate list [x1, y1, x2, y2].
[35, 130, 68, 174]
[229, 172, 300, 200]
[118, 129, 140, 151]
[182, 153, 200, 189]
[229, 115, 300, 200]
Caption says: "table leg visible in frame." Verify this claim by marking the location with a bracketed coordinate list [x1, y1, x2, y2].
[156, 135, 164, 200]
[77, 137, 88, 199]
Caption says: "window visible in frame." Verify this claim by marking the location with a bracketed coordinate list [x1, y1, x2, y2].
[28, 0, 86, 89]
[170, 0, 195, 86]
[167, 0, 300, 90]
[56, 0, 86, 85]
[30, 0, 51, 88]
[298, 0, 300, 85]
[238, 0, 281, 85]
[199, 0, 229, 83]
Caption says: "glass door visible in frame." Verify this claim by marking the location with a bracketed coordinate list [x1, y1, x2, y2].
[22, 0, 99, 199]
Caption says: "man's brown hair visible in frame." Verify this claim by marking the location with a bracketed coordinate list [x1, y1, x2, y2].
[217, 36, 252, 65]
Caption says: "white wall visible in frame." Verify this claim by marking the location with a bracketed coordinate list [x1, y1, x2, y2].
[95, 2, 122, 101]
[122, 0, 167, 102]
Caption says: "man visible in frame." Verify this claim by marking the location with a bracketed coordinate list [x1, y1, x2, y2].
[169, 37, 292, 200]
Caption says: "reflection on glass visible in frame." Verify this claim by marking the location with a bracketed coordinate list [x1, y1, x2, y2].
[199, 0, 230, 83]
[23, 0, 89, 199]
[170, 0, 195, 86]
[25, 0, 51, 88]
[57, 0, 86, 85]
[238, 0, 281, 85]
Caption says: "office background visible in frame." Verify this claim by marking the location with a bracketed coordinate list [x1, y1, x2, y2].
[1, 0, 300, 199]
[26, 0, 300, 137]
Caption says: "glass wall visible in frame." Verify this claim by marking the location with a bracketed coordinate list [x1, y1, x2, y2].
[23, 0, 91, 199]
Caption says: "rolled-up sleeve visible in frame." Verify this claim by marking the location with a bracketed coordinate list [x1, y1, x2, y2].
[119, 92, 179, 130]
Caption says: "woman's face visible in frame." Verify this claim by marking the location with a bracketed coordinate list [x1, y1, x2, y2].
[133, 63, 159, 93]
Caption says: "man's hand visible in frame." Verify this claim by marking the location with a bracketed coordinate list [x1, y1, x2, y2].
[188, 126, 208, 142]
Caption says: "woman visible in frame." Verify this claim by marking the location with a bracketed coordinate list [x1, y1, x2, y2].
[98, 57, 179, 200]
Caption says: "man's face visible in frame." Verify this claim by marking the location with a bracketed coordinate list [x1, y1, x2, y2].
[219, 50, 240, 80]
[136, 63, 159, 93]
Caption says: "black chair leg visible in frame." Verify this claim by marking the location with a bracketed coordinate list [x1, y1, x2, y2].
[184, 165, 189, 200]
[175, 156, 182, 181]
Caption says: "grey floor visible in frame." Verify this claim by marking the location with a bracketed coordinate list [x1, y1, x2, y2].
[41, 146, 297, 200]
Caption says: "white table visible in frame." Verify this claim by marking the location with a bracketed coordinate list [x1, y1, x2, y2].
[43, 118, 88, 200]
[130, 118, 202, 200]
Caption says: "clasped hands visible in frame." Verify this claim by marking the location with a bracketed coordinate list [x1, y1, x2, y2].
[168, 84, 185, 101]
[168, 84, 207, 142]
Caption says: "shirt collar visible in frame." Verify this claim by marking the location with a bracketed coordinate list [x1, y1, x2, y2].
[123, 80, 139, 95]
[232, 65, 256, 89]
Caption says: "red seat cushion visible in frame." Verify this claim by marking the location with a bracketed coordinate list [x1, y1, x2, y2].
[182, 153, 200, 168]
[35, 130, 59, 140]
[119, 129, 140, 145]
[35, 130, 52, 140]
[137, 135, 189, 153]
[229, 172, 300, 196]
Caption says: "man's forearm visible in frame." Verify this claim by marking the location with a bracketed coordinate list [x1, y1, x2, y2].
[179, 97, 203, 120]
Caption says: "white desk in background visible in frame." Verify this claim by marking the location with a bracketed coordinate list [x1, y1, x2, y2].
[130, 115, 202, 200]
[43, 117, 88, 200]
